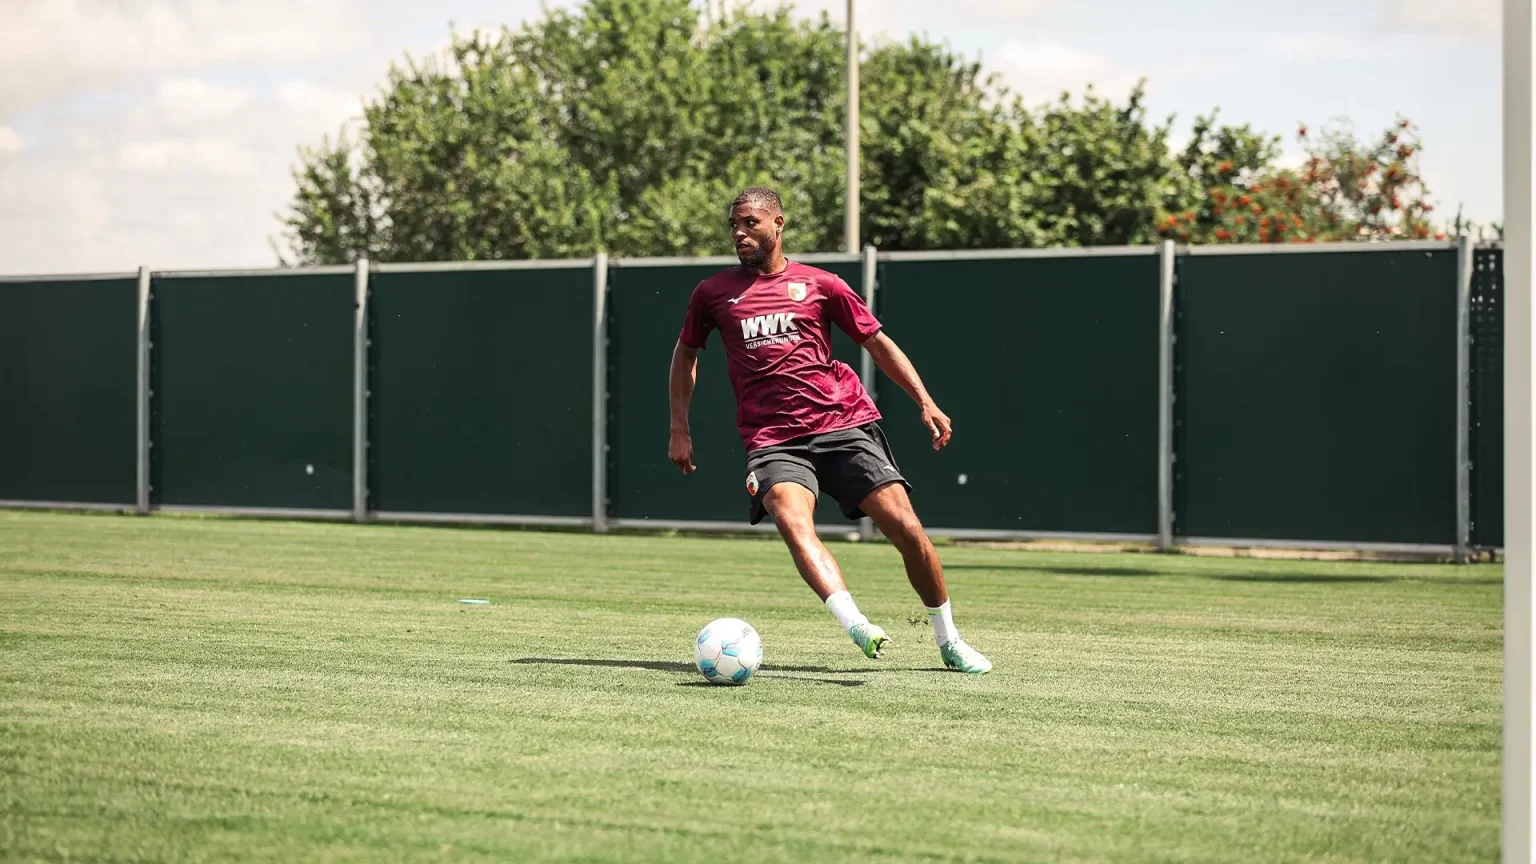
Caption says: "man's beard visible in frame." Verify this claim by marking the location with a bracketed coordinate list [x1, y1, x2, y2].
[739, 241, 770, 269]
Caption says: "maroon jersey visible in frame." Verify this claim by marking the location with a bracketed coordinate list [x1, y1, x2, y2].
[678, 261, 883, 452]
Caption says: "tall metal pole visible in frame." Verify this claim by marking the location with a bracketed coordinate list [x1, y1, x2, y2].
[1503, 0, 1534, 860]
[352, 257, 369, 523]
[135, 266, 151, 516]
[1457, 236, 1474, 564]
[592, 252, 610, 534]
[844, 0, 859, 253]
[1157, 240, 1175, 551]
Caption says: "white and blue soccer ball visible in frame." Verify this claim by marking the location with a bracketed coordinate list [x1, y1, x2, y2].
[693, 618, 764, 685]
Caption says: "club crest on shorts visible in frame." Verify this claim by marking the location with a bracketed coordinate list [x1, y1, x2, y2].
[786, 282, 807, 302]
[745, 471, 760, 496]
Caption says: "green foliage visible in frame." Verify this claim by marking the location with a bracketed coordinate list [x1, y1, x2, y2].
[276, 0, 1450, 265]
[1026, 85, 1186, 247]
[1160, 117, 1452, 245]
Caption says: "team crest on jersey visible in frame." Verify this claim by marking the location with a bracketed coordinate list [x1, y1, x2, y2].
[787, 282, 807, 302]
[745, 471, 760, 496]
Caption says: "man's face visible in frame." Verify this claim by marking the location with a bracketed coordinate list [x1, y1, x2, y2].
[728, 203, 782, 267]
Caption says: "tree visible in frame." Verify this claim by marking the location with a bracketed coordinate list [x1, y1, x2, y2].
[1025, 84, 1189, 247]
[278, 1, 1228, 264]
[277, 0, 1449, 264]
[1156, 117, 1443, 244]
[279, 1, 848, 264]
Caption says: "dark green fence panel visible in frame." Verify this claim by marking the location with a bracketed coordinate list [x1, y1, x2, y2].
[151, 272, 353, 510]
[876, 254, 1160, 534]
[0, 277, 137, 504]
[369, 266, 593, 517]
[1470, 247, 1503, 549]
[608, 259, 864, 525]
[1174, 249, 1458, 545]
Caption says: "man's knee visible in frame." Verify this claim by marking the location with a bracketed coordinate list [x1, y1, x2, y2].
[887, 511, 929, 550]
[866, 486, 929, 549]
[764, 482, 817, 530]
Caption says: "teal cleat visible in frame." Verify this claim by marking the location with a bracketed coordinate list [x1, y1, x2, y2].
[939, 638, 992, 674]
[849, 622, 890, 659]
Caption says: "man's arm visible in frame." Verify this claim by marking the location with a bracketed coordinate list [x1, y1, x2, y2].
[668, 340, 701, 473]
[863, 331, 953, 450]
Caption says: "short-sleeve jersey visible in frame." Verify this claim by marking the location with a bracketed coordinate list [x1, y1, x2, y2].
[678, 260, 883, 452]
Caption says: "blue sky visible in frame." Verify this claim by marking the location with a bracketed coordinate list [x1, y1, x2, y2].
[0, 0, 1502, 273]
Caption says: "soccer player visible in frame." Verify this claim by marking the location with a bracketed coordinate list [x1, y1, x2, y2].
[666, 187, 992, 674]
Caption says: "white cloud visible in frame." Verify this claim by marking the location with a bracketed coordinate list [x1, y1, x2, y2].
[993, 41, 1142, 106]
[277, 81, 363, 132]
[0, 0, 360, 114]
[756, 0, 1058, 39]
[1267, 32, 1412, 60]
[1377, 0, 1500, 36]
[158, 78, 251, 126]
[118, 136, 257, 176]
[1268, 34, 1349, 58]
[0, 154, 117, 273]
[0, 126, 24, 152]
[0, 72, 375, 272]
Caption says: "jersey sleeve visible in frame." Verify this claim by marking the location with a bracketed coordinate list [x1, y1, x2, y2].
[825, 276, 882, 344]
[678, 282, 716, 349]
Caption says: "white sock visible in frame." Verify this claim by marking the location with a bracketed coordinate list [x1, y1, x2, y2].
[926, 600, 959, 646]
[824, 590, 869, 634]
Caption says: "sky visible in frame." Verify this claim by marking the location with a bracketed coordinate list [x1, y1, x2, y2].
[0, 0, 1503, 274]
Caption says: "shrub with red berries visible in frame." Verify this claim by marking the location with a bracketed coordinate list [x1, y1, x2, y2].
[1157, 117, 1441, 244]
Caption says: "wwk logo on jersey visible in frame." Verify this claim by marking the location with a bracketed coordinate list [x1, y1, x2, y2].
[740, 312, 800, 350]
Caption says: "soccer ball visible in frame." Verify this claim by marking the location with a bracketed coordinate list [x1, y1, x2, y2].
[693, 618, 764, 686]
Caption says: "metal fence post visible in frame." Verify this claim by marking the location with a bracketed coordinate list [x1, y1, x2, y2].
[1456, 236, 1475, 562]
[859, 243, 878, 542]
[353, 257, 369, 523]
[593, 252, 610, 534]
[1157, 240, 1176, 551]
[136, 266, 151, 516]
[1502, 0, 1536, 853]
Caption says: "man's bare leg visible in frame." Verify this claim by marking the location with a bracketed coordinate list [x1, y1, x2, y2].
[763, 483, 890, 658]
[861, 482, 991, 673]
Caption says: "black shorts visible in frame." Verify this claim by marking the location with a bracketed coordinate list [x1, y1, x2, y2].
[745, 423, 911, 525]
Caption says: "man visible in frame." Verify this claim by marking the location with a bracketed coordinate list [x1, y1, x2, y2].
[666, 187, 991, 674]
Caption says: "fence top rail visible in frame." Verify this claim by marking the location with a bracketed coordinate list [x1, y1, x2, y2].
[878, 246, 1155, 262]
[374, 258, 596, 274]
[0, 271, 139, 283]
[611, 252, 859, 268]
[0, 240, 1491, 282]
[1182, 239, 1458, 256]
[154, 265, 356, 279]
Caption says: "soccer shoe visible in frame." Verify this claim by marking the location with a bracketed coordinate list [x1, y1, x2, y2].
[939, 638, 992, 674]
[848, 622, 890, 659]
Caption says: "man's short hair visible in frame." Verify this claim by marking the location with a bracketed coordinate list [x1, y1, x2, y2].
[730, 187, 783, 215]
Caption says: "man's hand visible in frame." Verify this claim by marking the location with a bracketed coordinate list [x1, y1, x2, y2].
[921, 402, 953, 450]
[864, 333, 951, 451]
[669, 429, 697, 474]
[668, 341, 700, 474]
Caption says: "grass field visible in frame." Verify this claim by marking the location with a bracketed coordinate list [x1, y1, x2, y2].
[0, 510, 1502, 862]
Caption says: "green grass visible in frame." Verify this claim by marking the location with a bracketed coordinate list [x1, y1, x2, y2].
[0, 510, 1501, 863]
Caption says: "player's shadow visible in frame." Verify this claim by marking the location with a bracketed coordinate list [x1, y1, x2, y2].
[513, 657, 900, 675]
[675, 677, 865, 688]
[512, 657, 875, 688]
[1205, 573, 1502, 586]
[945, 564, 1160, 578]
[1206, 573, 1398, 584]
[513, 657, 700, 674]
